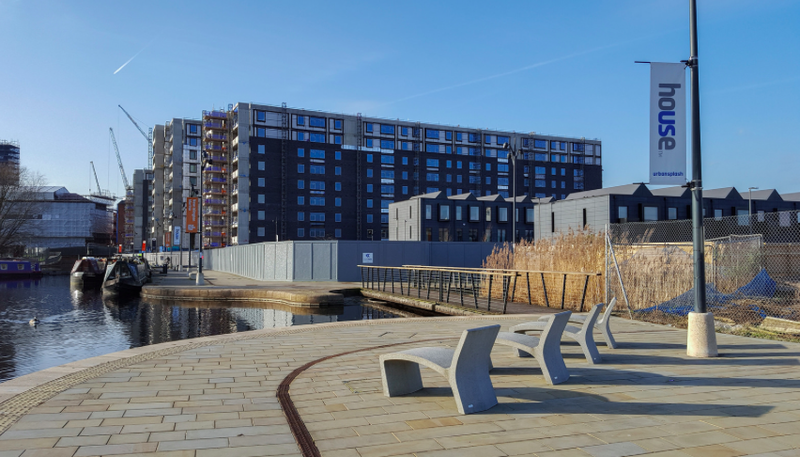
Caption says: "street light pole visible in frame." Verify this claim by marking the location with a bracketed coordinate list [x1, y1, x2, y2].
[196, 153, 209, 285]
[748, 187, 758, 235]
[686, 0, 717, 357]
[503, 142, 518, 246]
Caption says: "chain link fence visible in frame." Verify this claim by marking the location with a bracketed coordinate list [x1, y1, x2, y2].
[607, 210, 800, 336]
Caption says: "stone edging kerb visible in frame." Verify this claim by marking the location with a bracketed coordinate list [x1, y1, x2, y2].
[141, 285, 343, 307]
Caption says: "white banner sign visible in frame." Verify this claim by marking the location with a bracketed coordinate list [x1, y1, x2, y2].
[362, 253, 373, 264]
[173, 226, 181, 247]
[649, 62, 687, 185]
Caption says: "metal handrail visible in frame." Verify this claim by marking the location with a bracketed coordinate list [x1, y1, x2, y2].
[357, 265, 516, 313]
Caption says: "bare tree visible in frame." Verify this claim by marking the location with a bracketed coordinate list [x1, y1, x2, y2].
[0, 165, 46, 257]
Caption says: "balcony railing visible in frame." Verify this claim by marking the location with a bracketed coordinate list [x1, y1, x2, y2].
[203, 110, 227, 119]
[203, 121, 225, 129]
[205, 132, 228, 141]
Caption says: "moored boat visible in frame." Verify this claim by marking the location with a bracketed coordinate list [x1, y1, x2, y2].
[0, 259, 43, 279]
[70, 257, 104, 289]
[102, 257, 147, 296]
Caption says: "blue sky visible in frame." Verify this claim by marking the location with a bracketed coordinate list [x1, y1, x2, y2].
[1, 0, 798, 197]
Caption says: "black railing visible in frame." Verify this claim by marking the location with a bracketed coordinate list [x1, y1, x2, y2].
[358, 265, 516, 313]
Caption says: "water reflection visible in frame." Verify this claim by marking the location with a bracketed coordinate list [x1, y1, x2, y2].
[0, 276, 401, 383]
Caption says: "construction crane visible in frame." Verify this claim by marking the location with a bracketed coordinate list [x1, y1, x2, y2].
[118, 105, 154, 170]
[90, 161, 102, 194]
[109, 128, 130, 191]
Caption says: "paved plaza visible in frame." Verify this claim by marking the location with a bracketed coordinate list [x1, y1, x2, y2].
[1, 313, 800, 457]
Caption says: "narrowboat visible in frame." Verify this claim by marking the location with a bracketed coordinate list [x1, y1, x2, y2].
[102, 257, 148, 296]
[70, 257, 104, 289]
[0, 259, 43, 279]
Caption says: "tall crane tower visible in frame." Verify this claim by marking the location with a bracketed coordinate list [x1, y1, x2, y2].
[109, 128, 130, 191]
[118, 105, 154, 170]
[90, 161, 102, 194]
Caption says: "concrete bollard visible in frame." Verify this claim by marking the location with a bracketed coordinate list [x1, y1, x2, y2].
[687, 312, 718, 357]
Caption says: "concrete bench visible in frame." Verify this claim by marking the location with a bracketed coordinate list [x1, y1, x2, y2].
[538, 297, 618, 349]
[518, 303, 604, 364]
[495, 311, 572, 385]
[379, 324, 500, 415]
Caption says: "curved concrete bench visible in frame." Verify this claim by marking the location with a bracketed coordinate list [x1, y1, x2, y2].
[495, 311, 571, 385]
[539, 297, 618, 349]
[379, 324, 500, 414]
[521, 303, 604, 364]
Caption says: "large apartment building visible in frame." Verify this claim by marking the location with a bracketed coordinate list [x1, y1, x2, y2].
[151, 118, 203, 251]
[152, 104, 603, 249]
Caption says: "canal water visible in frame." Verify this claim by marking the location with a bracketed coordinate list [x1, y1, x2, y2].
[0, 276, 403, 383]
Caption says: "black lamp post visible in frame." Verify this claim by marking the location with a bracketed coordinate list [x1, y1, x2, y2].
[503, 141, 521, 245]
[197, 152, 212, 285]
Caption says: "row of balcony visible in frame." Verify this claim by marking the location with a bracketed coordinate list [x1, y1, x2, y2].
[204, 143, 227, 152]
[202, 110, 226, 119]
[205, 132, 228, 141]
[203, 121, 225, 130]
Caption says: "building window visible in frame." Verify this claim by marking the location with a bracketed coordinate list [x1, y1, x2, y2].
[525, 208, 534, 223]
[297, 115, 305, 126]
[401, 127, 408, 136]
[381, 155, 395, 164]
[335, 166, 342, 175]
[367, 184, 373, 193]
[189, 164, 197, 173]
[335, 229, 342, 238]
[425, 228, 433, 241]
[367, 154, 373, 163]
[367, 214, 373, 223]
[402, 186, 408, 194]
[335, 182, 341, 191]
[335, 151, 341, 160]
[297, 228, 305, 237]
[310, 165, 325, 174]
[618, 206, 627, 221]
[297, 212, 305, 221]
[257, 211, 265, 220]
[257, 227, 265, 237]
[335, 197, 342, 207]
[668, 207, 677, 220]
[714, 209, 723, 220]
[298, 164, 304, 173]
[427, 173, 439, 182]
[644, 207, 658, 221]
[298, 196, 304, 205]
[310, 181, 325, 190]
[498, 207, 508, 222]
[310, 197, 325, 206]
[425, 205, 432, 219]
[189, 177, 197, 187]
[380, 124, 395, 135]
[335, 213, 342, 222]
[366, 138, 373, 148]
[469, 206, 479, 221]
[439, 205, 450, 221]
[310, 149, 324, 159]
[297, 179, 304, 189]
[257, 161, 265, 171]
[367, 199, 374, 208]
[258, 194, 265, 203]
[366, 123, 373, 133]
[309, 212, 325, 222]
[190, 150, 197, 160]
[298, 148, 305, 158]
[258, 178, 265, 187]
[258, 144, 265, 154]
[309, 116, 325, 128]
[334, 119, 342, 129]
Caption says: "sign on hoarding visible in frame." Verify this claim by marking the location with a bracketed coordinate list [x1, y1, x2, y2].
[173, 226, 181, 247]
[362, 253, 373, 264]
[649, 62, 687, 185]
[186, 197, 199, 233]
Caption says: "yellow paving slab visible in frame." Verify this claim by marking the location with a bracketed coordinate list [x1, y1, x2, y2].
[0, 315, 799, 457]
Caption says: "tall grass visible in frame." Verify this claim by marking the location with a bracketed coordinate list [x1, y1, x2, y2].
[482, 230, 605, 311]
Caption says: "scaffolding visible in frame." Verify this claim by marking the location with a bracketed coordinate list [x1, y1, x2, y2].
[202, 110, 229, 249]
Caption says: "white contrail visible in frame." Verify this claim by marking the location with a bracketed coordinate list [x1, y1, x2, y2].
[113, 39, 156, 75]
[383, 33, 665, 106]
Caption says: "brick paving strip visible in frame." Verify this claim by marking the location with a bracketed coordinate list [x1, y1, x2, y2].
[1, 314, 800, 457]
